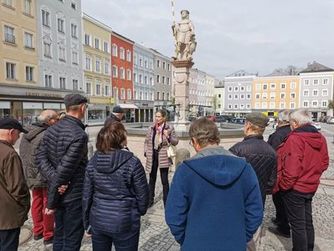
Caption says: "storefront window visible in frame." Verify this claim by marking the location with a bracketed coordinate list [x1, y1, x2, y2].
[88, 109, 105, 123]
[0, 101, 10, 118]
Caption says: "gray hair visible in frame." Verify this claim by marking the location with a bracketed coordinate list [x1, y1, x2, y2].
[278, 110, 290, 122]
[289, 109, 312, 126]
[37, 110, 57, 123]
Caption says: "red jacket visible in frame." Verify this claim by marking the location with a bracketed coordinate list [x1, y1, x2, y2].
[274, 124, 329, 193]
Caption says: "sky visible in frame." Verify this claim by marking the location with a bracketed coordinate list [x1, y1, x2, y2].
[81, 0, 334, 79]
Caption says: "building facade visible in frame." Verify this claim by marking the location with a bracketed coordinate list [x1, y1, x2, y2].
[214, 81, 225, 115]
[299, 62, 334, 119]
[224, 71, 255, 116]
[133, 43, 154, 122]
[83, 13, 112, 124]
[111, 31, 134, 122]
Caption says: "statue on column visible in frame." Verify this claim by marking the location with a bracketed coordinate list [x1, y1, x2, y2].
[172, 10, 197, 61]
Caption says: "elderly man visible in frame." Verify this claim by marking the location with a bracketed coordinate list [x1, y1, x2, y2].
[0, 118, 30, 251]
[104, 105, 124, 126]
[19, 110, 59, 245]
[267, 110, 291, 238]
[165, 117, 263, 250]
[274, 109, 329, 251]
[36, 94, 88, 251]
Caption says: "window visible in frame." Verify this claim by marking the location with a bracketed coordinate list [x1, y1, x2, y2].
[280, 93, 285, 99]
[162, 76, 165, 84]
[71, 2, 76, 9]
[4, 25, 15, 44]
[104, 61, 109, 74]
[167, 93, 170, 101]
[167, 64, 171, 71]
[120, 47, 125, 60]
[312, 101, 318, 107]
[280, 83, 286, 89]
[270, 93, 275, 100]
[150, 77, 153, 85]
[261, 102, 267, 109]
[112, 44, 118, 56]
[121, 88, 126, 99]
[44, 42, 51, 57]
[3, 0, 13, 7]
[262, 93, 267, 99]
[263, 84, 268, 90]
[162, 92, 165, 100]
[95, 59, 100, 72]
[234, 86, 239, 92]
[94, 38, 99, 49]
[139, 58, 142, 67]
[322, 101, 328, 107]
[126, 50, 131, 62]
[113, 87, 118, 99]
[58, 19, 64, 33]
[323, 79, 329, 85]
[228, 104, 232, 109]
[86, 82, 91, 94]
[270, 102, 275, 109]
[313, 79, 319, 85]
[73, 79, 78, 90]
[59, 77, 66, 89]
[162, 62, 166, 69]
[24, 32, 33, 48]
[144, 76, 148, 84]
[240, 86, 245, 92]
[157, 60, 160, 68]
[234, 104, 238, 109]
[228, 94, 232, 100]
[85, 56, 91, 70]
[247, 94, 251, 99]
[303, 101, 309, 107]
[256, 84, 261, 91]
[322, 89, 328, 96]
[133, 73, 137, 82]
[157, 92, 160, 100]
[96, 84, 101, 95]
[291, 82, 296, 89]
[45, 74, 52, 87]
[270, 83, 276, 89]
[167, 77, 170, 85]
[72, 51, 78, 64]
[71, 24, 77, 38]
[84, 34, 90, 45]
[290, 93, 296, 99]
[246, 104, 251, 109]
[25, 66, 33, 81]
[313, 90, 318, 96]
[112, 66, 118, 77]
[157, 75, 160, 83]
[234, 94, 238, 99]
[290, 102, 295, 109]
[6, 62, 15, 79]
[24, 0, 32, 15]
[127, 69, 131, 80]
[303, 90, 309, 96]
[104, 85, 110, 96]
[120, 67, 125, 79]
[240, 94, 245, 99]
[42, 10, 50, 27]
[59, 46, 65, 61]
[228, 87, 232, 91]
[279, 102, 285, 109]
[255, 103, 260, 109]
[104, 42, 109, 53]
[304, 79, 310, 85]
[127, 89, 132, 100]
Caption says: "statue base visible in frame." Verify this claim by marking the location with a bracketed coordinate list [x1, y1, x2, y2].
[172, 59, 194, 68]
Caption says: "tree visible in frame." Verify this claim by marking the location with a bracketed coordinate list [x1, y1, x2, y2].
[328, 99, 334, 110]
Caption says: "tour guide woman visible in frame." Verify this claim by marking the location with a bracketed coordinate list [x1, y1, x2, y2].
[144, 109, 179, 207]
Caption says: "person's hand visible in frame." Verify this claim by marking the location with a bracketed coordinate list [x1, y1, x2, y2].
[58, 184, 68, 195]
[45, 208, 55, 215]
[163, 129, 171, 138]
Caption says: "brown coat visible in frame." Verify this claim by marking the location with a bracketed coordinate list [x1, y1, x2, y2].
[0, 140, 30, 229]
[144, 123, 178, 173]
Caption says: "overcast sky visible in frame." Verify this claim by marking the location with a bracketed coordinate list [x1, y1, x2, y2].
[81, 0, 334, 79]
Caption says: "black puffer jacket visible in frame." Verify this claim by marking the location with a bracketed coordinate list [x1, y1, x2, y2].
[19, 123, 49, 189]
[82, 149, 149, 233]
[267, 125, 291, 150]
[229, 135, 277, 204]
[36, 115, 88, 209]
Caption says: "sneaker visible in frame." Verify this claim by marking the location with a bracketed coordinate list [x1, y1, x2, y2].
[43, 238, 53, 245]
[33, 233, 43, 241]
[268, 226, 291, 238]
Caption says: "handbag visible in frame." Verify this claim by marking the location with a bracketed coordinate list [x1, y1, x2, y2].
[167, 144, 177, 158]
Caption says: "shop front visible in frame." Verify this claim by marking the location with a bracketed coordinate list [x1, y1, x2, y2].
[87, 97, 113, 125]
[134, 101, 154, 123]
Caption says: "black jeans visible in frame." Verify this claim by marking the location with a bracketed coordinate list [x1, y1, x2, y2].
[149, 149, 169, 206]
[282, 190, 315, 251]
[0, 228, 20, 251]
[53, 200, 84, 251]
[272, 191, 290, 233]
[92, 227, 140, 251]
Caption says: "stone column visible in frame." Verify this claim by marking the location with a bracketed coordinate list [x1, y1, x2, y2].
[172, 59, 194, 131]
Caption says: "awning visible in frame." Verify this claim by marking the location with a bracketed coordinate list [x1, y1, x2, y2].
[118, 104, 138, 109]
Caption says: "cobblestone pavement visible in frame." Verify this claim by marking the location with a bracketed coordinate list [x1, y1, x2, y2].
[18, 128, 334, 251]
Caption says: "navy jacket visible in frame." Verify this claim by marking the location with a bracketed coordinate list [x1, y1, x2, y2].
[82, 149, 149, 233]
[165, 146, 263, 251]
[36, 115, 88, 208]
[267, 125, 291, 150]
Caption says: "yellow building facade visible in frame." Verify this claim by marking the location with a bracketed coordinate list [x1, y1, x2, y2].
[83, 14, 113, 124]
[252, 75, 300, 115]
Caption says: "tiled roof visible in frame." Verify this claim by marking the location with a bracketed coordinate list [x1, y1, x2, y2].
[299, 61, 334, 73]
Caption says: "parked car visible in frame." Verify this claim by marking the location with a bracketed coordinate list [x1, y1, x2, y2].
[230, 118, 245, 124]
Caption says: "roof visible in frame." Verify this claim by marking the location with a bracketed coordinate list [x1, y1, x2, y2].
[299, 61, 334, 74]
[226, 70, 257, 77]
[265, 66, 301, 76]
[111, 31, 134, 44]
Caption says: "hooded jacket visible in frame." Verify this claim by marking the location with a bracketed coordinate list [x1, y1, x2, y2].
[275, 124, 329, 193]
[82, 149, 149, 233]
[19, 123, 49, 188]
[165, 146, 263, 251]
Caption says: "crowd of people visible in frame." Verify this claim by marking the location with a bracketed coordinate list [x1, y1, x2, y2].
[0, 93, 330, 251]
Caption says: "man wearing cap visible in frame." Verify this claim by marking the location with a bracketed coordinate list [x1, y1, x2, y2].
[230, 112, 276, 250]
[36, 94, 88, 251]
[104, 105, 124, 126]
[0, 118, 30, 251]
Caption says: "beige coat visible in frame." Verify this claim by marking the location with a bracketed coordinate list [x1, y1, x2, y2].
[0, 140, 30, 229]
[144, 123, 178, 173]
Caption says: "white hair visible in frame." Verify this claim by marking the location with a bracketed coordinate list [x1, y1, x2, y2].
[278, 110, 290, 122]
[289, 109, 312, 126]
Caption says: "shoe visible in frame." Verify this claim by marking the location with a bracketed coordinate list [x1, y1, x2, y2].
[33, 233, 43, 241]
[268, 226, 291, 238]
[43, 238, 53, 245]
[271, 217, 280, 226]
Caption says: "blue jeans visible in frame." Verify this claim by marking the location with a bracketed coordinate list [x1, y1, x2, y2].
[53, 200, 84, 251]
[0, 228, 20, 251]
[92, 227, 140, 251]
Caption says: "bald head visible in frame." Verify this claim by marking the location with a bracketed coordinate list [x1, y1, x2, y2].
[38, 110, 59, 125]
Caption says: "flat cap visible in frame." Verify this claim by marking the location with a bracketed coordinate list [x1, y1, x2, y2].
[64, 94, 88, 108]
[112, 105, 124, 113]
[245, 112, 269, 128]
[0, 117, 28, 133]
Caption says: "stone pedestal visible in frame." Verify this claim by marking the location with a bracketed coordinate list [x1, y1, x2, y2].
[172, 59, 194, 132]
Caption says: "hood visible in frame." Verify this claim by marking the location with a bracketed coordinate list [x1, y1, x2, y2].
[293, 124, 323, 150]
[24, 123, 48, 142]
[95, 149, 134, 174]
[184, 146, 247, 186]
